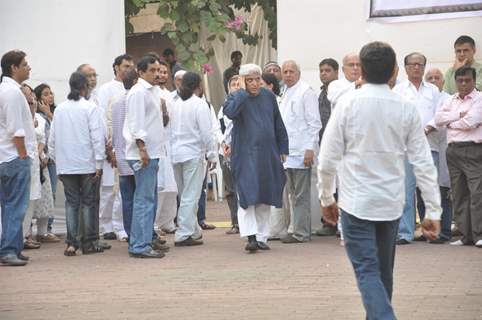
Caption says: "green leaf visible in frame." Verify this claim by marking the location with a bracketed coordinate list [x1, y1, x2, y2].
[177, 21, 189, 32]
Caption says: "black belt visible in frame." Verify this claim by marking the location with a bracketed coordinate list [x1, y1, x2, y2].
[449, 141, 482, 147]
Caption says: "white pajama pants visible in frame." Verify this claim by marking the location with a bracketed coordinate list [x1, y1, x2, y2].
[99, 186, 127, 238]
[155, 191, 178, 232]
[238, 204, 271, 243]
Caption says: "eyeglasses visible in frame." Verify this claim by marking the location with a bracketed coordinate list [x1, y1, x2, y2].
[406, 63, 425, 68]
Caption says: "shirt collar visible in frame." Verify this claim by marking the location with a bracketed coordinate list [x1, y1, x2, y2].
[456, 88, 478, 100]
[138, 78, 154, 90]
[1, 76, 21, 88]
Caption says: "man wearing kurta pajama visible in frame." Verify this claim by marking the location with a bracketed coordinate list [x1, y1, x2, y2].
[224, 64, 289, 252]
[279, 60, 322, 243]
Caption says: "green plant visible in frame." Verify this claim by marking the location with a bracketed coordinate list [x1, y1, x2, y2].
[125, 0, 276, 72]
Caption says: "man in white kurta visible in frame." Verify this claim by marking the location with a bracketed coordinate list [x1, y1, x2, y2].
[279, 60, 321, 244]
[96, 54, 134, 241]
[154, 61, 178, 234]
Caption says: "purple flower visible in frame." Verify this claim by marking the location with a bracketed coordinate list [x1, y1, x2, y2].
[226, 16, 244, 30]
[201, 63, 213, 74]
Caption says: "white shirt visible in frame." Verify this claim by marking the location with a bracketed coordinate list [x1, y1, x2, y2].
[170, 95, 216, 164]
[393, 80, 440, 151]
[279, 80, 321, 169]
[98, 79, 125, 137]
[48, 97, 105, 174]
[0, 77, 36, 164]
[327, 78, 356, 109]
[123, 78, 164, 160]
[318, 84, 442, 221]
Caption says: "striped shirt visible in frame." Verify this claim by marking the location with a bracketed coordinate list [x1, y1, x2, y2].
[112, 92, 133, 176]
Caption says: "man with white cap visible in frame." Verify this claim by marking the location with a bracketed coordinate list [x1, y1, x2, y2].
[224, 63, 289, 252]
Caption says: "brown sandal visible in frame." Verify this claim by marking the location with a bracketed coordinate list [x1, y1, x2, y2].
[63, 245, 77, 257]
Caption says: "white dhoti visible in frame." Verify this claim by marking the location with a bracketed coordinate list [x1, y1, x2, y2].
[155, 154, 178, 233]
[99, 162, 126, 239]
[238, 204, 271, 243]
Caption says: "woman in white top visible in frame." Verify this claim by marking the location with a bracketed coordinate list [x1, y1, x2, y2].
[170, 72, 216, 246]
[20, 84, 42, 251]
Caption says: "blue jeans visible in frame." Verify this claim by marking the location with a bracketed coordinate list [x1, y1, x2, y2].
[439, 187, 453, 240]
[342, 210, 398, 320]
[399, 151, 438, 241]
[128, 159, 159, 254]
[59, 174, 98, 249]
[0, 157, 31, 257]
[119, 175, 135, 237]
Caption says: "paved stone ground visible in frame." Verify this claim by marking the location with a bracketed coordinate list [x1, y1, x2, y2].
[1, 200, 481, 320]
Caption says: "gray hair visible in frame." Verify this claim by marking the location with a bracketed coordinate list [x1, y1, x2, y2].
[239, 63, 262, 76]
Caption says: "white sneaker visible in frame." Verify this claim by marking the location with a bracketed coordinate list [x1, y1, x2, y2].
[449, 239, 464, 246]
[475, 240, 482, 248]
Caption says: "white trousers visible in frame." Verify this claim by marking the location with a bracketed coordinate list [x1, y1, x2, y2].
[173, 158, 204, 242]
[99, 186, 127, 238]
[238, 204, 271, 243]
[155, 191, 177, 232]
[23, 200, 36, 238]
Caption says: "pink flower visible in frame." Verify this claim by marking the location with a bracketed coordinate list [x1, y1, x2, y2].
[226, 16, 244, 30]
[201, 63, 213, 74]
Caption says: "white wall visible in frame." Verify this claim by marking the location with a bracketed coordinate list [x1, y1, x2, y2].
[277, 0, 482, 91]
[0, 0, 125, 103]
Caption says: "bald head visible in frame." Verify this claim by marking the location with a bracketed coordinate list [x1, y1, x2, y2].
[77, 64, 97, 89]
[425, 67, 444, 92]
[342, 53, 361, 82]
[281, 60, 301, 88]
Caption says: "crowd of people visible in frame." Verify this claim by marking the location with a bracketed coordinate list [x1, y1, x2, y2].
[0, 32, 481, 320]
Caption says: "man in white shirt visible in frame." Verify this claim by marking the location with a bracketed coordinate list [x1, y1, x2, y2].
[77, 63, 111, 251]
[49, 72, 106, 256]
[154, 60, 178, 235]
[0, 50, 36, 266]
[279, 60, 322, 243]
[123, 55, 166, 258]
[393, 53, 440, 245]
[425, 68, 453, 243]
[327, 53, 362, 109]
[318, 42, 441, 320]
[97, 54, 134, 241]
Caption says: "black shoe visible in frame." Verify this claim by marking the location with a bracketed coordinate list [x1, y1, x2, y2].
[314, 225, 337, 236]
[1, 254, 28, 266]
[428, 238, 446, 244]
[245, 235, 258, 252]
[82, 244, 105, 255]
[18, 253, 30, 261]
[175, 237, 204, 247]
[396, 238, 410, 245]
[152, 241, 170, 252]
[103, 232, 117, 240]
[414, 235, 426, 242]
[281, 234, 303, 244]
[96, 241, 112, 250]
[129, 249, 165, 259]
[257, 241, 270, 250]
[152, 238, 167, 246]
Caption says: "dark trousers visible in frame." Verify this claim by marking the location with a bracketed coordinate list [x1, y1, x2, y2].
[446, 142, 482, 244]
[416, 186, 452, 240]
[220, 155, 238, 227]
[197, 174, 207, 224]
[342, 210, 398, 320]
[59, 174, 98, 249]
[119, 175, 135, 237]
